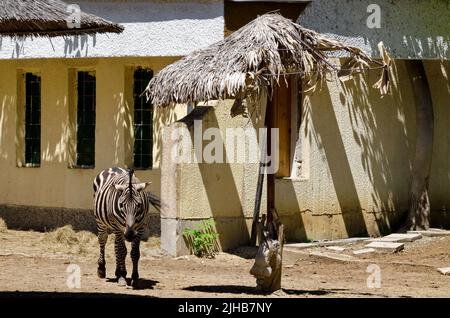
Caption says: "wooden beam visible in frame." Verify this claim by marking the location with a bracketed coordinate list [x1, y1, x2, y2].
[267, 89, 275, 224]
[250, 127, 266, 246]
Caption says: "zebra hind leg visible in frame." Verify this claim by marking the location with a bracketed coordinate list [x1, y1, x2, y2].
[114, 233, 128, 286]
[130, 232, 142, 288]
[97, 229, 108, 279]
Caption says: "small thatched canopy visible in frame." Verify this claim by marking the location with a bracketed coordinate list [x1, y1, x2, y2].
[0, 0, 123, 37]
[144, 13, 390, 107]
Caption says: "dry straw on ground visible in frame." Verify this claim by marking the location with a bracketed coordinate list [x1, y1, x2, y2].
[40, 225, 98, 255]
[39, 225, 160, 256]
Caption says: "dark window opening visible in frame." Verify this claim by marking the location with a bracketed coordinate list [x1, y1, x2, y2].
[25, 73, 41, 166]
[224, 1, 308, 36]
[133, 68, 153, 169]
[76, 71, 96, 168]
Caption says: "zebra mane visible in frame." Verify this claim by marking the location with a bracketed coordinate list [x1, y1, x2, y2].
[128, 168, 134, 198]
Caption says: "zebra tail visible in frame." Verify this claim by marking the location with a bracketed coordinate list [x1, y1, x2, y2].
[147, 192, 161, 212]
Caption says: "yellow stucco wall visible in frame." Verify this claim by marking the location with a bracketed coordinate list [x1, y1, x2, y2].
[0, 57, 186, 211]
[289, 59, 450, 240]
[1, 57, 449, 247]
[167, 59, 449, 250]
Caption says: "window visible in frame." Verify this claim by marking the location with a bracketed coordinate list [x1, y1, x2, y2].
[133, 68, 153, 169]
[76, 71, 96, 167]
[24, 73, 41, 166]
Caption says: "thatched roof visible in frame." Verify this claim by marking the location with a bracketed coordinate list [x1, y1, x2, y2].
[0, 0, 123, 37]
[144, 13, 390, 107]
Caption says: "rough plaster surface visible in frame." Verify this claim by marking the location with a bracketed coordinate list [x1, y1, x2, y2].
[298, 0, 450, 59]
[160, 59, 450, 255]
[0, 57, 186, 210]
[1, 0, 448, 60]
[0, 0, 224, 59]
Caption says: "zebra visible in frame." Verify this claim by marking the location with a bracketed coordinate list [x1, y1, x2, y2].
[93, 167, 160, 287]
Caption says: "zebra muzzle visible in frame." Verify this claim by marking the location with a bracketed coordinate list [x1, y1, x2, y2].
[124, 228, 137, 242]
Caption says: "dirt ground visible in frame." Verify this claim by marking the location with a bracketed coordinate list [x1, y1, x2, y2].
[0, 226, 449, 298]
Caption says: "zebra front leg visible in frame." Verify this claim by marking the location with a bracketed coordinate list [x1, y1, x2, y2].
[114, 233, 127, 286]
[130, 233, 142, 287]
[97, 229, 108, 279]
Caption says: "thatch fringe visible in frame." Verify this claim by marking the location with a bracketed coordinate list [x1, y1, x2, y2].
[144, 13, 391, 107]
[0, 0, 123, 37]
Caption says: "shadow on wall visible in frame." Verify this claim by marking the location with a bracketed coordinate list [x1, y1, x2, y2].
[0, 35, 97, 58]
[304, 58, 450, 235]
[274, 179, 306, 242]
[0, 36, 24, 59]
[180, 106, 250, 250]
[0, 0, 224, 58]
[153, 105, 182, 167]
[42, 96, 70, 164]
[338, 60, 414, 234]
[0, 95, 14, 161]
[63, 35, 96, 58]
[337, 60, 450, 230]
[298, 0, 450, 60]
[426, 60, 450, 228]
[298, 60, 415, 236]
[308, 82, 369, 237]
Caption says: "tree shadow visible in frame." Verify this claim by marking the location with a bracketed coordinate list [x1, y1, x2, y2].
[183, 285, 381, 297]
[337, 61, 414, 233]
[274, 179, 307, 242]
[179, 105, 250, 251]
[424, 60, 450, 229]
[183, 284, 270, 295]
[298, 0, 450, 60]
[308, 83, 369, 237]
[0, 291, 155, 299]
[227, 246, 259, 260]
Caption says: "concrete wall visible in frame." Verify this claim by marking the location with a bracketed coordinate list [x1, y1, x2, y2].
[1, 0, 448, 60]
[0, 0, 224, 59]
[160, 102, 264, 255]
[161, 59, 450, 255]
[0, 57, 187, 231]
[298, 0, 450, 59]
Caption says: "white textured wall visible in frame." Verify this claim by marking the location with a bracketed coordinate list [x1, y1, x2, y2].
[0, 0, 224, 59]
[298, 0, 450, 59]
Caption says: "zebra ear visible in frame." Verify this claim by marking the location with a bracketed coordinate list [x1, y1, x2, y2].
[114, 184, 127, 192]
[135, 182, 151, 191]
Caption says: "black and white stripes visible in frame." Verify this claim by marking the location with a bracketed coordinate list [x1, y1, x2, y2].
[93, 167, 159, 287]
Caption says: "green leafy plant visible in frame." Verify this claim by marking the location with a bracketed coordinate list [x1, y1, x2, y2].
[183, 219, 219, 258]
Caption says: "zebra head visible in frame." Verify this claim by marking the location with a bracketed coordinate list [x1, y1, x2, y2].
[114, 169, 150, 242]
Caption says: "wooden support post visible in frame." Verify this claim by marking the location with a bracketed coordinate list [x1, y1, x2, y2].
[249, 208, 284, 293]
[266, 90, 275, 224]
[250, 85, 285, 293]
[250, 126, 267, 246]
